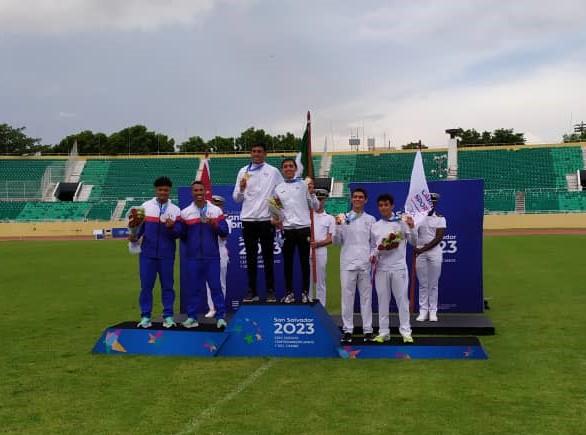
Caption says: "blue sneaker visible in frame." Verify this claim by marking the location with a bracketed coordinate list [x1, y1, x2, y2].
[182, 317, 199, 329]
[162, 316, 176, 328]
[216, 318, 227, 329]
[137, 317, 152, 328]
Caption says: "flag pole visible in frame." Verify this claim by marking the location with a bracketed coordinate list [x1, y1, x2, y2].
[408, 143, 423, 313]
[307, 111, 318, 296]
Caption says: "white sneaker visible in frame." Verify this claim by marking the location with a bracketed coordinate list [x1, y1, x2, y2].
[204, 309, 216, 318]
[416, 311, 428, 322]
[402, 334, 414, 344]
[429, 312, 438, 322]
[182, 317, 199, 329]
[137, 317, 152, 328]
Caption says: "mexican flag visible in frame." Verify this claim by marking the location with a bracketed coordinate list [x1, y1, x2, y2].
[295, 111, 313, 179]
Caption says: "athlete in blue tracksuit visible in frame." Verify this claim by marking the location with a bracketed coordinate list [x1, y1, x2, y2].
[179, 180, 230, 329]
[131, 176, 181, 329]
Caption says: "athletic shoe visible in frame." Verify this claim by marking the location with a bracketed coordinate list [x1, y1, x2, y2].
[281, 293, 295, 304]
[402, 335, 414, 344]
[243, 291, 258, 303]
[301, 292, 310, 304]
[204, 309, 216, 318]
[162, 316, 176, 328]
[341, 332, 353, 344]
[182, 317, 199, 329]
[363, 332, 375, 342]
[429, 312, 438, 322]
[416, 311, 428, 322]
[372, 334, 391, 343]
[266, 290, 277, 303]
[137, 317, 152, 328]
[216, 318, 227, 329]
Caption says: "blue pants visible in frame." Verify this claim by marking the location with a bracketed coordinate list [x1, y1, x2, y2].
[139, 256, 175, 318]
[184, 258, 225, 319]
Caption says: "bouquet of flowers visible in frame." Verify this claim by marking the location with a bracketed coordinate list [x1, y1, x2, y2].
[378, 231, 403, 251]
[267, 195, 284, 220]
[127, 206, 145, 254]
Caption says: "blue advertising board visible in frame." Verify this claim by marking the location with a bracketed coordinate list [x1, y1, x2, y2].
[348, 179, 484, 313]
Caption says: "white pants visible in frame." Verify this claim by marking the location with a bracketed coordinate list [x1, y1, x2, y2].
[310, 249, 328, 307]
[375, 269, 411, 337]
[341, 269, 373, 334]
[207, 257, 228, 310]
[416, 252, 442, 313]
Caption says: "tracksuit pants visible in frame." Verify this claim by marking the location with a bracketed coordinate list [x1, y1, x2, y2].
[310, 249, 328, 306]
[283, 227, 311, 295]
[416, 252, 443, 314]
[242, 220, 275, 294]
[207, 256, 228, 310]
[139, 256, 175, 318]
[341, 269, 373, 334]
[375, 268, 412, 337]
[184, 258, 225, 319]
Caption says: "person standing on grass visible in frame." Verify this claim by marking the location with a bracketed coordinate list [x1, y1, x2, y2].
[310, 188, 336, 307]
[415, 192, 446, 322]
[204, 195, 232, 318]
[180, 181, 229, 329]
[233, 143, 283, 303]
[334, 187, 376, 344]
[271, 158, 319, 303]
[130, 176, 181, 329]
[370, 193, 416, 343]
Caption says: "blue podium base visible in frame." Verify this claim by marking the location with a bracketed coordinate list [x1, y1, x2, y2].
[92, 322, 227, 357]
[93, 304, 488, 359]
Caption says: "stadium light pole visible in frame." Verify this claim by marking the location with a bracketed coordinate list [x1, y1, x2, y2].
[445, 128, 462, 180]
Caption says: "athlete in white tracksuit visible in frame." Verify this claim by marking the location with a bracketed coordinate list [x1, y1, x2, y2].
[333, 188, 375, 343]
[206, 195, 232, 318]
[370, 194, 417, 342]
[415, 193, 446, 322]
[309, 191, 335, 307]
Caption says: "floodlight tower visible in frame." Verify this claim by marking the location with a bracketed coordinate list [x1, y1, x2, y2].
[445, 128, 462, 180]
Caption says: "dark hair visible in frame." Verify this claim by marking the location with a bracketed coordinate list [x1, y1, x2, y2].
[191, 180, 204, 188]
[281, 158, 297, 168]
[154, 176, 172, 188]
[351, 187, 368, 199]
[377, 193, 394, 205]
[250, 143, 266, 151]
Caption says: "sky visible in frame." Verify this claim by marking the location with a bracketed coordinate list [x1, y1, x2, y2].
[1, 0, 585, 150]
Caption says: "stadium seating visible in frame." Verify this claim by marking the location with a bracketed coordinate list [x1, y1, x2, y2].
[0, 146, 584, 221]
[16, 202, 91, 221]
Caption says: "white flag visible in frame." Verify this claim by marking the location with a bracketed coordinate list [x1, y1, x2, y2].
[404, 151, 433, 219]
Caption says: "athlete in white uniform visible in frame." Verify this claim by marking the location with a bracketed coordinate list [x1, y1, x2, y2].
[415, 193, 446, 322]
[205, 195, 232, 318]
[309, 189, 335, 307]
[333, 188, 376, 344]
[370, 193, 416, 343]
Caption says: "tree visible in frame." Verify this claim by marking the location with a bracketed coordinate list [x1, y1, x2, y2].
[401, 141, 428, 150]
[235, 127, 273, 152]
[179, 136, 207, 153]
[208, 136, 236, 153]
[105, 125, 175, 154]
[0, 124, 42, 154]
[457, 128, 525, 147]
[563, 132, 586, 143]
[53, 130, 108, 154]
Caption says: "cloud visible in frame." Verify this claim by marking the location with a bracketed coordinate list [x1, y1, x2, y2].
[0, 0, 222, 34]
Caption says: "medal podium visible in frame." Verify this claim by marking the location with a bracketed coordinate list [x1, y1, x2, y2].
[93, 302, 488, 360]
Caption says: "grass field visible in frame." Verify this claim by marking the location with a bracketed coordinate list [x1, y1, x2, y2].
[1, 236, 585, 434]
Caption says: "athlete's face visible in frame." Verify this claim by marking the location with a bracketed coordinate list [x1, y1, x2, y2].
[250, 146, 266, 164]
[351, 192, 366, 212]
[191, 184, 205, 203]
[281, 161, 297, 179]
[377, 200, 394, 218]
[156, 186, 170, 203]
